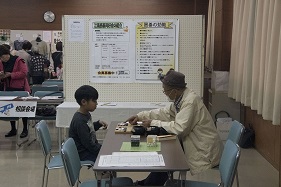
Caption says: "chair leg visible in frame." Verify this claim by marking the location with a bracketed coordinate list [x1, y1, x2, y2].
[42, 165, 46, 187]
[27, 120, 38, 146]
[236, 169, 239, 187]
[45, 168, 50, 187]
[16, 119, 29, 147]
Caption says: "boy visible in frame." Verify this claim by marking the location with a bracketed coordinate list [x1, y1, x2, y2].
[69, 85, 108, 162]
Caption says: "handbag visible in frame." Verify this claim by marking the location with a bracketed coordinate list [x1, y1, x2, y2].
[239, 125, 255, 148]
[36, 105, 56, 116]
[215, 111, 232, 140]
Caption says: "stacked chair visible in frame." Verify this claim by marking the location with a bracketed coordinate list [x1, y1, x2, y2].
[210, 120, 244, 187]
[168, 120, 244, 187]
[36, 120, 94, 187]
[31, 85, 59, 96]
[42, 80, 63, 91]
[61, 138, 134, 187]
[36, 120, 133, 187]
[169, 140, 240, 187]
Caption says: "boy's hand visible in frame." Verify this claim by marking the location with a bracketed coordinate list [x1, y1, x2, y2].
[99, 120, 108, 129]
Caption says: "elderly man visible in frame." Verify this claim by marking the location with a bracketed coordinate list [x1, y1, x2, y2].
[127, 70, 223, 186]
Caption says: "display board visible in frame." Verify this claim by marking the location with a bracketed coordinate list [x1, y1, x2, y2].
[10, 30, 63, 54]
[62, 15, 204, 102]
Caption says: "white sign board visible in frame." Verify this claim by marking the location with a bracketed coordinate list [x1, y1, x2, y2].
[0, 101, 37, 117]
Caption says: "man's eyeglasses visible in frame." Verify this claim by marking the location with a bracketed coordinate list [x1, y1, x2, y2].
[162, 89, 173, 94]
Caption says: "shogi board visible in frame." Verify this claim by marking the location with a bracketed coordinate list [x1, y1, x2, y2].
[114, 122, 133, 134]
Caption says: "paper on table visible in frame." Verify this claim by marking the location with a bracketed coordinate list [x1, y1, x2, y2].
[112, 152, 158, 156]
[100, 102, 117, 106]
[41, 96, 61, 100]
[150, 103, 167, 107]
[21, 96, 40, 100]
[0, 96, 17, 100]
[98, 154, 165, 167]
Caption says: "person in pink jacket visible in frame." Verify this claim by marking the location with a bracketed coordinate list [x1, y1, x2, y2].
[0, 45, 31, 138]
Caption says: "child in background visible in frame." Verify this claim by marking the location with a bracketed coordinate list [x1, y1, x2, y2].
[56, 61, 63, 80]
[68, 85, 108, 162]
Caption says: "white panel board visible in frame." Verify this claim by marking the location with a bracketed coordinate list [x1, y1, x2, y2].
[62, 15, 204, 102]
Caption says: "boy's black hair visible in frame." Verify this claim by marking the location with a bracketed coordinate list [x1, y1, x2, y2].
[0, 45, 10, 56]
[75, 85, 99, 105]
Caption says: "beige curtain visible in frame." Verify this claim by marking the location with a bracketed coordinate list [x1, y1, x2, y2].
[205, 0, 216, 70]
[229, 0, 281, 125]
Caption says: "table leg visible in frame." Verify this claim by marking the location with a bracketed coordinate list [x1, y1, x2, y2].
[179, 171, 186, 180]
[165, 171, 174, 186]
[58, 127, 61, 149]
[179, 171, 187, 187]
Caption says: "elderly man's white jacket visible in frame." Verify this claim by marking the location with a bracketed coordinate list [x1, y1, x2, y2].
[137, 88, 223, 175]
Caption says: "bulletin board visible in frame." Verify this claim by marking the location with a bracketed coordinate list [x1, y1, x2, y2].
[62, 15, 204, 102]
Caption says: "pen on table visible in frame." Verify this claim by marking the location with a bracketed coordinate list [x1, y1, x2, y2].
[101, 102, 111, 106]
[152, 103, 162, 106]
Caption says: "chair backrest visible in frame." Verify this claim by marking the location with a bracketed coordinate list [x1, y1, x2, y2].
[44, 79, 63, 82]
[31, 85, 59, 96]
[0, 91, 29, 97]
[34, 91, 63, 98]
[227, 120, 245, 144]
[42, 81, 63, 87]
[219, 140, 240, 187]
[61, 138, 81, 186]
[35, 120, 52, 156]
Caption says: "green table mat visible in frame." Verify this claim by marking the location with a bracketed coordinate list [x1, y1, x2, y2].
[120, 142, 161, 152]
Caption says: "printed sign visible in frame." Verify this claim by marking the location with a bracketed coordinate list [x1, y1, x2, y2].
[0, 101, 37, 117]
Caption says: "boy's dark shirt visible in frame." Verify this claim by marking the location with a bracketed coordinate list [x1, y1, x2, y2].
[69, 112, 102, 158]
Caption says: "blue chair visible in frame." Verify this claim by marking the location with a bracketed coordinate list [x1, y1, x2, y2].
[61, 138, 133, 187]
[0, 91, 30, 147]
[227, 120, 245, 144]
[44, 79, 63, 82]
[211, 120, 244, 187]
[36, 121, 95, 187]
[34, 91, 63, 98]
[36, 120, 64, 187]
[42, 81, 63, 90]
[0, 91, 29, 97]
[31, 85, 59, 96]
[170, 140, 240, 187]
[226, 120, 244, 187]
[27, 91, 63, 146]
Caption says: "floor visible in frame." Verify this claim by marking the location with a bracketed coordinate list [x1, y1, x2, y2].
[0, 120, 279, 187]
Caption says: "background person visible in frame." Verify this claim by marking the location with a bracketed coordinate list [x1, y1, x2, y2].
[127, 70, 223, 186]
[51, 41, 62, 76]
[56, 56, 63, 80]
[15, 42, 32, 85]
[29, 47, 50, 84]
[0, 45, 31, 138]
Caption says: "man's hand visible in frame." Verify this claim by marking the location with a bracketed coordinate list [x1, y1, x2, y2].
[0, 71, 5, 79]
[99, 120, 108, 129]
[142, 119, 152, 128]
[4, 72, 11, 78]
[126, 115, 139, 125]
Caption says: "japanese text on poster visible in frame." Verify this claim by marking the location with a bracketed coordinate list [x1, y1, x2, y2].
[89, 19, 179, 83]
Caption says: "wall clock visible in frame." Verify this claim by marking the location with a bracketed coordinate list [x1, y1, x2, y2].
[44, 11, 55, 23]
